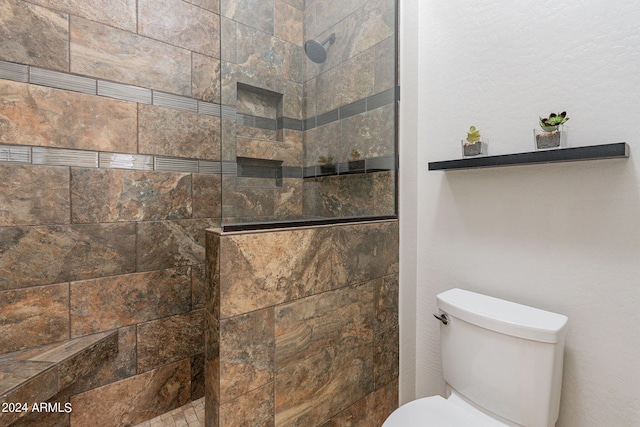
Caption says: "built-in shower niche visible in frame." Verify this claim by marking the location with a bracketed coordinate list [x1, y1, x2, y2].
[236, 83, 284, 142]
[236, 157, 283, 187]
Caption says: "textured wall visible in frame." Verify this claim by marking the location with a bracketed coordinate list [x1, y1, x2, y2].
[205, 220, 399, 426]
[400, 1, 640, 425]
[0, 0, 222, 425]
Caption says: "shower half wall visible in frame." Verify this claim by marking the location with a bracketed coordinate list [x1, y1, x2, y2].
[0, 0, 398, 425]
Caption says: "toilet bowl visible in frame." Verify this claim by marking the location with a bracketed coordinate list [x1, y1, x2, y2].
[383, 288, 568, 427]
[383, 392, 507, 427]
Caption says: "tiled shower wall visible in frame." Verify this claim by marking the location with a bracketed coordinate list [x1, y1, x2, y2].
[205, 220, 399, 426]
[219, 0, 397, 223]
[302, 0, 397, 218]
[0, 0, 222, 425]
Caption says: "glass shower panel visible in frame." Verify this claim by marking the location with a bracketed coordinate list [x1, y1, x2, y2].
[220, 0, 397, 226]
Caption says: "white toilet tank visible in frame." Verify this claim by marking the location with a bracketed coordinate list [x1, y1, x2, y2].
[436, 289, 568, 427]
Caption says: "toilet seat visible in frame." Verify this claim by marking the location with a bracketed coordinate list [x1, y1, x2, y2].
[382, 395, 503, 427]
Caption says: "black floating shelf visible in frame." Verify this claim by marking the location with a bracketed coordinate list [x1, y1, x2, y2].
[428, 143, 629, 171]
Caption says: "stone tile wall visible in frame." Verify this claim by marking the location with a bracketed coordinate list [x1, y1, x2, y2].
[302, 0, 397, 218]
[0, 0, 222, 425]
[205, 220, 399, 426]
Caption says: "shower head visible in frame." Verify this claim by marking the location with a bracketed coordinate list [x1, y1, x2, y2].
[304, 33, 336, 64]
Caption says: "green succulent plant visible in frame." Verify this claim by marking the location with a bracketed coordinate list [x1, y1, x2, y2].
[466, 126, 481, 143]
[539, 112, 569, 132]
[350, 150, 361, 160]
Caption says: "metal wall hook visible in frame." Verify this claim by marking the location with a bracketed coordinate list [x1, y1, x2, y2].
[433, 313, 449, 325]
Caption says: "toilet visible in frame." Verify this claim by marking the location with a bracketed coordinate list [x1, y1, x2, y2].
[384, 288, 568, 427]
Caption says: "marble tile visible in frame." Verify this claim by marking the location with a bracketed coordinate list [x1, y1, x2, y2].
[192, 174, 222, 219]
[374, 325, 399, 389]
[218, 227, 334, 318]
[375, 274, 399, 333]
[186, 0, 219, 14]
[137, 310, 205, 373]
[275, 0, 303, 46]
[303, 121, 341, 167]
[27, 0, 136, 32]
[332, 221, 399, 287]
[275, 178, 303, 219]
[204, 310, 220, 426]
[237, 24, 304, 84]
[0, 164, 70, 226]
[0, 364, 58, 426]
[221, 0, 274, 35]
[220, 308, 274, 402]
[191, 264, 207, 310]
[375, 36, 396, 93]
[316, 49, 374, 114]
[65, 326, 137, 395]
[314, 174, 375, 218]
[236, 124, 278, 141]
[236, 134, 302, 167]
[0, 0, 68, 71]
[340, 0, 395, 63]
[0, 80, 137, 153]
[70, 268, 192, 336]
[220, 18, 237, 64]
[0, 284, 69, 355]
[70, 17, 191, 95]
[340, 104, 395, 161]
[71, 168, 192, 223]
[191, 354, 205, 400]
[328, 377, 398, 426]
[9, 389, 71, 427]
[283, 0, 303, 9]
[138, 104, 221, 161]
[315, 0, 366, 34]
[275, 341, 373, 426]
[220, 382, 274, 427]
[192, 53, 222, 103]
[220, 176, 276, 220]
[373, 171, 396, 216]
[70, 359, 191, 427]
[56, 332, 119, 389]
[275, 283, 373, 367]
[139, 0, 220, 57]
[205, 231, 221, 318]
[136, 219, 219, 272]
[0, 223, 136, 291]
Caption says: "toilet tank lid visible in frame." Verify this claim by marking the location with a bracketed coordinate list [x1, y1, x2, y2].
[437, 289, 568, 343]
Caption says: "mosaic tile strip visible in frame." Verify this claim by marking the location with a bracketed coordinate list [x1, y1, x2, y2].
[2, 60, 394, 135]
[153, 91, 198, 113]
[154, 156, 199, 173]
[98, 80, 152, 104]
[30, 67, 96, 95]
[32, 147, 98, 168]
[0, 60, 28, 83]
[99, 152, 154, 171]
[0, 145, 31, 163]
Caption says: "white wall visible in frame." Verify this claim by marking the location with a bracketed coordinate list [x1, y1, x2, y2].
[400, 1, 640, 425]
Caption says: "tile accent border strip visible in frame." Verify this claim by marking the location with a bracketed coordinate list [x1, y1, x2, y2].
[0, 144, 228, 175]
[0, 60, 398, 132]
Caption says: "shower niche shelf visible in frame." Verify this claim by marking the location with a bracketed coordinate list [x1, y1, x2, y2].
[428, 143, 629, 171]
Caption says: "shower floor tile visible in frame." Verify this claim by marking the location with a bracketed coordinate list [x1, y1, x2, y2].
[134, 398, 205, 427]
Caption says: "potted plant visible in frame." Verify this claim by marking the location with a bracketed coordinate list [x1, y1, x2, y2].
[348, 150, 365, 172]
[461, 126, 487, 157]
[318, 155, 336, 174]
[534, 112, 568, 149]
